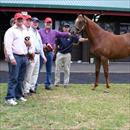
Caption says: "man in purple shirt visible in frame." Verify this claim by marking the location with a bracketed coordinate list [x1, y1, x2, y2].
[39, 17, 69, 90]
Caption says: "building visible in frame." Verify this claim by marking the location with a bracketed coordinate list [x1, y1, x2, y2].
[0, 0, 130, 62]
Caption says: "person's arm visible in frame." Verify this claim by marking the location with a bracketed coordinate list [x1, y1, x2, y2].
[4, 28, 15, 61]
[39, 35, 47, 63]
[40, 43, 47, 63]
[55, 30, 69, 38]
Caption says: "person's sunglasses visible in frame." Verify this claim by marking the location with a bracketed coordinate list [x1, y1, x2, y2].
[46, 21, 52, 24]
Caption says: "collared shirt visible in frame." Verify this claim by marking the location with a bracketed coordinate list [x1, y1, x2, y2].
[24, 26, 35, 54]
[4, 24, 30, 60]
[39, 28, 69, 49]
[30, 27, 45, 59]
[57, 34, 79, 54]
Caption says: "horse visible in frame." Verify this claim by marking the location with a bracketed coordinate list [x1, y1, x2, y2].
[74, 14, 130, 90]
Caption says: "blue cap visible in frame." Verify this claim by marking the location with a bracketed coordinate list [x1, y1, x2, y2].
[63, 22, 70, 27]
[32, 17, 39, 22]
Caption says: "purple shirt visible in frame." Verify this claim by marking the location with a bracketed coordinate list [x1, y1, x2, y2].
[39, 28, 69, 49]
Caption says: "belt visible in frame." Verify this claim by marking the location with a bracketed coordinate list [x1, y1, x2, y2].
[35, 52, 40, 54]
[14, 53, 27, 56]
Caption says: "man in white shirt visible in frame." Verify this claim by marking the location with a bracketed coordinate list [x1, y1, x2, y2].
[4, 13, 33, 105]
[23, 17, 47, 97]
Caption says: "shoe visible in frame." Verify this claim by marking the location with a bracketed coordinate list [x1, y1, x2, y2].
[5, 99, 17, 106]
[30, 89, 36, 93]
[19, 97, 27, 102]
[45, 84, 53, 90]
[45, 87, 52, 90]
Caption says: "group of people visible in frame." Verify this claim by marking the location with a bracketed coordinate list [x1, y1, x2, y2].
[4, 12, 87, 106]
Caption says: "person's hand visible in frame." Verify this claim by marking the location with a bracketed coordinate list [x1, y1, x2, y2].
[43, 43, 53, 52]
[43, 56, 47, 63]
[68, 32, 71, 36]
[79, 38, 88, 42]
[10, 59, 17, 65]
[43, 45, 48, 52]
[24, 40, 31, 47]
[46, 43, 53, 51]
[27, 53, 35, 61]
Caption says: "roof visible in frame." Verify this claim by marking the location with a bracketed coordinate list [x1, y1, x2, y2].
[0, 0, 130, 12]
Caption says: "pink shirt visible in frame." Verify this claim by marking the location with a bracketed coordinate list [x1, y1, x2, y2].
[4, 24, 34, 60]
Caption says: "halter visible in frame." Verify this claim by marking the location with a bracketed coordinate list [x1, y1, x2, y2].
[75, 15, 86, 34]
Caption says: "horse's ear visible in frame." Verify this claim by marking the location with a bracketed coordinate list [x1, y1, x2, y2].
[83, 15, 85, 18]
[83, 15, 88, 20]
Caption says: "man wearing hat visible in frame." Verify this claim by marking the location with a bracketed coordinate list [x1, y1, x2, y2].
[4, 12, 31, 105]
[54, 22, 87, 87]
[22, 15, 40, 96]
[39, 17, 70, 90]
[23, 17, 47, 96]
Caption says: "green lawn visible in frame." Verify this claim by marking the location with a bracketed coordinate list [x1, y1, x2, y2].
[0, 84, 130, 130]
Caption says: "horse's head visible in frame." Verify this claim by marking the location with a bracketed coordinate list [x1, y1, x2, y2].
[74, 14, 86, 34]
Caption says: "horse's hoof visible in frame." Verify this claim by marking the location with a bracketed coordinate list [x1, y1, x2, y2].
[106, 85, 111, 88]
[91, 84, 98, 90]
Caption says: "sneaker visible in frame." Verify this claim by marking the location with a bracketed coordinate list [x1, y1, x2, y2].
[45, 87, 52, 90]
[30, 89, 36, 93]
[45, 85, 53, 90]
[5, 99, 17, 106]
[19, 97, 27, 102]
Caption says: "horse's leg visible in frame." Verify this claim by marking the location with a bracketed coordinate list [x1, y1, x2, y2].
[101, 56, 111, 89]
[92, 56, 101, 90]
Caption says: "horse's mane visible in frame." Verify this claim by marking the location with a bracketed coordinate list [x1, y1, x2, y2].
[83, 15, 105, 33]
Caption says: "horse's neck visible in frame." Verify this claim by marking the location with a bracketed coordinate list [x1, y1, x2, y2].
[86, 18, 105, 43]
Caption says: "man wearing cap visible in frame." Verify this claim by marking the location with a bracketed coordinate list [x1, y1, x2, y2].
[22, 14, 38, 96]
[54, 23, 87, 87]
[39, 17, 70, 90]
[23, 17, 47, 96]
[4, 12, 31, 105]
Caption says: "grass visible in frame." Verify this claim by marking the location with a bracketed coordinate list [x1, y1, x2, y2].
[0, 84, 130, 130]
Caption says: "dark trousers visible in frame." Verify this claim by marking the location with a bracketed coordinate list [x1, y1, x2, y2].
[35, 52, 53, 88]
[5, 54, 28, 100]
[44, 52, 53, 88]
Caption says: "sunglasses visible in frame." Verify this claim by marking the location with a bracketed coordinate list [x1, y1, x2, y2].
[64, 26, 70, 28]
[46, 21, 52, 24]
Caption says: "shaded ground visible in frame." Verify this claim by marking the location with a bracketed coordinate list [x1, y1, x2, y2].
[0, 62, 130, 84]
[0, 71, 130, 84]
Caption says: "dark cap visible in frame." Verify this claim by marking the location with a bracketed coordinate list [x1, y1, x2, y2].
[63, 22, 70, 28]
[32, 17, 39, 22]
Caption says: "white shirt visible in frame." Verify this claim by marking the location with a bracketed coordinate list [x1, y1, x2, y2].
[4, 24, 33, 60]
[30, 27, 45, 59]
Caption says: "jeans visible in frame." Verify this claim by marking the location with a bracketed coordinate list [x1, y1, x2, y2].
[44, 52, 53, 88]
[35, 52, 53, 88]
[5, 54, 27, 100]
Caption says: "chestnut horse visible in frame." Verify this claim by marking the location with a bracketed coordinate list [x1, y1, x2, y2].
[74, 14, 130, 90]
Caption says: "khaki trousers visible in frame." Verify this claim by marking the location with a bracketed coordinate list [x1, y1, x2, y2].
[54, 52, 71, 85]
[23, 54, 40, 93]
